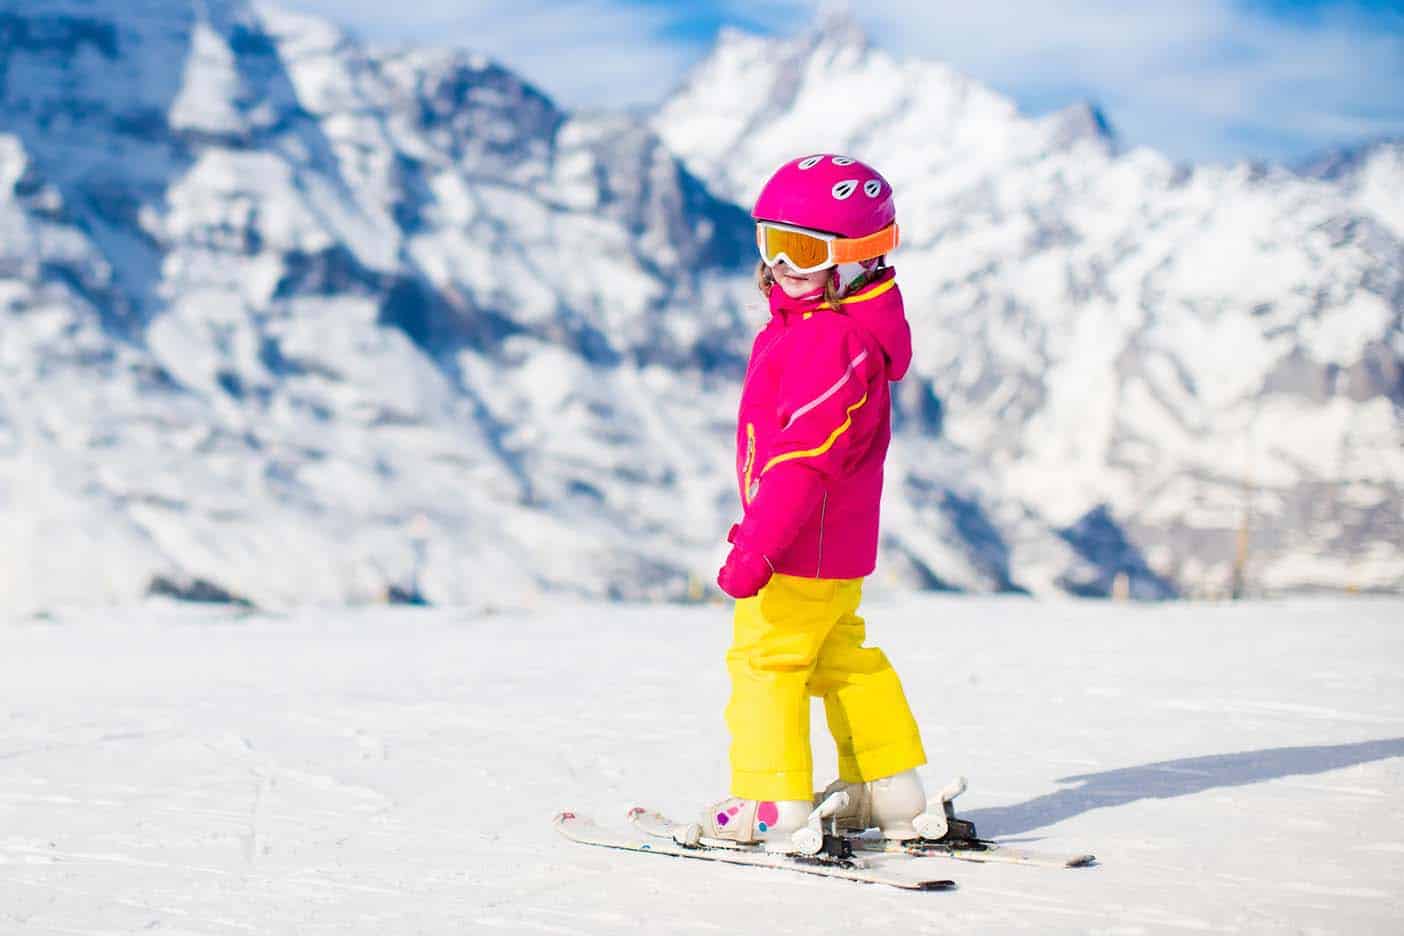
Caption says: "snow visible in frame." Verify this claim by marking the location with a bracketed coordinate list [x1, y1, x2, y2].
[1299, 292, 1395, 368]
[1354, 146, 1404, 238]
[2, 595, 1401, 932]
[168, 21, 246, 137]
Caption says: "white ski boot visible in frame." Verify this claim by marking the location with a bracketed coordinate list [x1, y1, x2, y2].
[816, 771, 967, 841]
[676, 797, 812, 848]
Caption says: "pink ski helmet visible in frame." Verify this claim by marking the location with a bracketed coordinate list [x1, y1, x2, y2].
[752, 154, 896, 238]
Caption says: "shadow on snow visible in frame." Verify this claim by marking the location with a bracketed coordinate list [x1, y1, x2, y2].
[966, 737, 1404, 837]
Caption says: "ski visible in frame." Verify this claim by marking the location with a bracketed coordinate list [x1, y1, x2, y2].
[854, 775, 1096, 868]
[554, 811, 957, 891]
[850, 834, 1096, 868]
[629, 805, 1094, 870]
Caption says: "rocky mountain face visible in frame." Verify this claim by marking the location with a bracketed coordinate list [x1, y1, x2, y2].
[0, 1, 1397, 612]
[0, 0, 756, 610]
[656, 12, 1404, 597]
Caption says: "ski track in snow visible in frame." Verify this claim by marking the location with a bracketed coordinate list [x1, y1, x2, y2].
[1, 595, 1402, 934]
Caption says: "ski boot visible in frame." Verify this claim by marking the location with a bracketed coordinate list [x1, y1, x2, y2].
[673, 792, 858, 859]
[816, 772, 977, 842]
[675, 797, 812, 848]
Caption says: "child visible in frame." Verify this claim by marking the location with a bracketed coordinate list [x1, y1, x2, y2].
[701, 154, 932, 846]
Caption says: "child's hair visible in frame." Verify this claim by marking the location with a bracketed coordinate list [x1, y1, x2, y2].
[756, 261, 842, 308]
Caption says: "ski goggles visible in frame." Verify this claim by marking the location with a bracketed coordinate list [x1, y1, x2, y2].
[755, 220, 900, 274]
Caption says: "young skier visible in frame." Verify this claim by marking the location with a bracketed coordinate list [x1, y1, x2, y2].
[701, 154, 932, 846]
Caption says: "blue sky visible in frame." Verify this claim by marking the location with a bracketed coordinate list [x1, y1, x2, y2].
[279, 0, 1403, 165]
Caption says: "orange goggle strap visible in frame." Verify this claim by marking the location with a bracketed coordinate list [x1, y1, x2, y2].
[757, 222, 899, 271]
[832, 223, 899, 264]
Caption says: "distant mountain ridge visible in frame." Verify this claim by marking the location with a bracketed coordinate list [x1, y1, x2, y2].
[0, 1, 1398, 612]
[0, 0, 757, 610]
[653, 11, 1403, 596]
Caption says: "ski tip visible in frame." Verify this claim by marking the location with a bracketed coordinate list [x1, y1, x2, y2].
[918, 879, 959, 891]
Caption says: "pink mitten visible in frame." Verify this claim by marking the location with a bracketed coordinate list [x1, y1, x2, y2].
[716, 525, 774, 599]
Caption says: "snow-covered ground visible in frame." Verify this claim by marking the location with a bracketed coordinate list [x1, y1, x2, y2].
[2, 595, 1402, 933]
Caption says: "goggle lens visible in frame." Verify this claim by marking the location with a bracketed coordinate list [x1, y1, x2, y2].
[757, 224, 834, 272]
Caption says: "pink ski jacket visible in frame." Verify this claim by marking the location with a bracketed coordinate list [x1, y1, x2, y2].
[731, 268, 912, 580]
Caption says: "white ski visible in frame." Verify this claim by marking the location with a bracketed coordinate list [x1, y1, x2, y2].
[851, 834, 1096, 868]
[554, 811, 957, 891]
[629, 803, 1095, 870]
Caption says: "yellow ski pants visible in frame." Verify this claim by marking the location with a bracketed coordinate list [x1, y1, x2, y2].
[726, 573, 926, 802]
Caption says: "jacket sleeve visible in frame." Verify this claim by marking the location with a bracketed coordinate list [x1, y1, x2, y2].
[732, 328, 883, 559]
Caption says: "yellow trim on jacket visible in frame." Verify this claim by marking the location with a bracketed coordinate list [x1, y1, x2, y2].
[760, 393, 869, 476]
[817, 277, 897, 310]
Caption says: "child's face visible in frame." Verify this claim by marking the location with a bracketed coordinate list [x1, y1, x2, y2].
[770, 261, 831, 299]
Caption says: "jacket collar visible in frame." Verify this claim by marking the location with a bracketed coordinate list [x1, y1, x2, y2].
[767, 281, 827, 321]
[766, 268, 911, 381]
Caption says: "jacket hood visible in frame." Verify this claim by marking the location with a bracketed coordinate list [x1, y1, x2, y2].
[768, 267, 912, 381]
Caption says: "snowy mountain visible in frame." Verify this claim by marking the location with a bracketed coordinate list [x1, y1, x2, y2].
[1295, 138, 1404, 240]
[0, 0, 758, 611]
[655, 11, 1404, 597]
[0, 2, 1398, 612]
